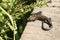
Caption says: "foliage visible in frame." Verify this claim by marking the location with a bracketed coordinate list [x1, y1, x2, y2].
[0, 0, 48, 40]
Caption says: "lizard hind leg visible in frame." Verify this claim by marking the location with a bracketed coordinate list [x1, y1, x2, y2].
[42, 18, 53, 31]
[44, 17, 52, 27]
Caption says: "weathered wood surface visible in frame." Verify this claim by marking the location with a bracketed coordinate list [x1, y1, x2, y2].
[20, 0, 60, 40]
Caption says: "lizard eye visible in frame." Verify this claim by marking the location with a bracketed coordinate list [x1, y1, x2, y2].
[49, 18, 51, 21]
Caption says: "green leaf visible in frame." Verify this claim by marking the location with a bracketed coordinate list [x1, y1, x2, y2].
[6, 21, 14, 31]
[0, 3, 8, 9]
[0, 0, 2, 3]
[0, 36, 4, 40]
[9, 0, 16, 8]
[0, 13, 4, 22]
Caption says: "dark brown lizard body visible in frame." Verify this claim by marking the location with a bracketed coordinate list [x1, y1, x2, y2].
[27, 11, 53, 31]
